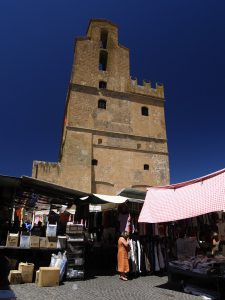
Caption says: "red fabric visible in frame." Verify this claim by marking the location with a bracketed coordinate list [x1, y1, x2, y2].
[138, 168, 225, 223]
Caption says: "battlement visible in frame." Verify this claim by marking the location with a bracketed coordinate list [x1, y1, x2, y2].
[129, 77, 164, 99]
[33, 161, 60, 172]
[32, 161, 61, 182]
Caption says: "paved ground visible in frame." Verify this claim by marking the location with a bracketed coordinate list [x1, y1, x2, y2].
[9, 275, 204, 300]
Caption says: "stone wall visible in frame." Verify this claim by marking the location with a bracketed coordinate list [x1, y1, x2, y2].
[32, 19, 170, 194]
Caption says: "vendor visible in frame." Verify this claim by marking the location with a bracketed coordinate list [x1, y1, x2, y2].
[211, 232, 220, 255]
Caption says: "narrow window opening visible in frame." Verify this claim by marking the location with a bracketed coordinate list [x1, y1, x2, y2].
[92, 159, 98, 166]
[99, 81, 107, 89]
[98, 99, 106, 109]
[98, 139, 102, 144]
[100, 30, 108, 49]
[99, 50, 108, 71]
[144, 164, 149, 170]
[141, 106, 149, 116]
[137, 144, 141, 149]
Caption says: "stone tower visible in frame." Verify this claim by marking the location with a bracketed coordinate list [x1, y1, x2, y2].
[32, 19, 170, 194]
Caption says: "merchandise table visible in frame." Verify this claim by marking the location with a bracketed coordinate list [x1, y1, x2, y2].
[168, 264, 225, 299]
[0, 246, 61, 269]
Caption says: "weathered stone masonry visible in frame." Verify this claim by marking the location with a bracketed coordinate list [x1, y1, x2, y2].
[32, 19, 170, 194]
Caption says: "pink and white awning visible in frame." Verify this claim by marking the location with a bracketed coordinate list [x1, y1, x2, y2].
[138, 168, 225, 223]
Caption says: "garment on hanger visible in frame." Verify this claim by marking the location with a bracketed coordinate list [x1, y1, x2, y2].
[157, 242, 165, 269]
[137, 240, 141, 273]
[154, 244, 160, 271]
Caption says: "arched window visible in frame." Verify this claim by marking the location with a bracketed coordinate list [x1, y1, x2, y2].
[141, 106, 149, 116]
[98, 99, 106, 109]
[99, 50, 108, 71]
[144, 164, 149, 171]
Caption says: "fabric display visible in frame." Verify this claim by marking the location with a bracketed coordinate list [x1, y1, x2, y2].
[128, 236, 167, 275]
[74, 204, 89, 225]
[169, 255, 225, 275]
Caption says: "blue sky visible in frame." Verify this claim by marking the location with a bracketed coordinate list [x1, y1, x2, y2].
[0, 0, 225, 184]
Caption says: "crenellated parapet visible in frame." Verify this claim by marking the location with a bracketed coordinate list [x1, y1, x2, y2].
[32, 161, 61, 182]
[33, 161, 60, 169]
[128, 77, 164, 99]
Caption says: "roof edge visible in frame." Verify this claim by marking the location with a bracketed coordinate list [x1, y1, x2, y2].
[86, 18, 118, 34]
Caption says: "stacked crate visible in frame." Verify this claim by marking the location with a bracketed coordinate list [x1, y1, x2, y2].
[66, 224, 85, 280]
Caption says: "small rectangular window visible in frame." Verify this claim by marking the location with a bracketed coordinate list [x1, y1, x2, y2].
[98, 99, 106, 109]
[144, 164, 149, 170]
[100, 30, 108, 49]
[141, 107, 149, 116]
[99, 81, 107, 89]
[92, 159, 98, 166]
[99, 50, 108, 71]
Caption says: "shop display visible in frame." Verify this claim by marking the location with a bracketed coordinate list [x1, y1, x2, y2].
[66, 227, 85, 280]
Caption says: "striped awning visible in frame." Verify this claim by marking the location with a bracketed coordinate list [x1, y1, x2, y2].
[138, 168, 225, 223]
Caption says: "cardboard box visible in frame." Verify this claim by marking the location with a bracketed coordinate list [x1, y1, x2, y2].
[6, 233, 19, 247]
[18, 262, 34, 283]
[38, 267, 60, 287]
[30, 236, 40, 248]
[40, 237, 47, 248]
[8, 270, 22, 284]
[47, 237, 57, 248]
[57, 236, 67, 249]
[20, 235, 30, 248]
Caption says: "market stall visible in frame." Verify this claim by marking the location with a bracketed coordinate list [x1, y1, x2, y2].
[138, 168, 225, 299]
[0, 174, 147, 283]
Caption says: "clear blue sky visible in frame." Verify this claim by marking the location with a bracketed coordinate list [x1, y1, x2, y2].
[0, 0, 225, 184]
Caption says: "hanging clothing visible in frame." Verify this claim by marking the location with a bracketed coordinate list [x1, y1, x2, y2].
[158, 243, 165, 269]
[129, 239, 137, 273]
[137, 240, 141, 273]
[154, 244, 160, 271]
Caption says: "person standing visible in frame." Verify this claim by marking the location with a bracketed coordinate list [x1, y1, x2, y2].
[117, 231, 129, 281]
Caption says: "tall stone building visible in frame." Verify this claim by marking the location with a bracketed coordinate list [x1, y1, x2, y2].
[32, 19, 170, 194]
